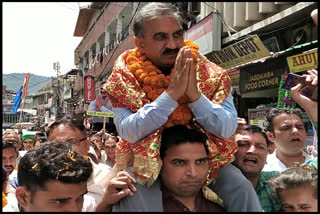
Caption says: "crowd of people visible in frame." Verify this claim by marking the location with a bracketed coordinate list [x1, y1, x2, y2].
[2, 3, 318, 212]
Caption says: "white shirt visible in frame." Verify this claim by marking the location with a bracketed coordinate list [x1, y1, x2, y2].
[85, 158, 111, 209]
[2, 194, 19, 212]
[99, 150, 107, 164]
[82, 191, 101, 212]
[16, 151, 27, 165]
[262, 149, 313, 171]
[8, 170, 18, 187]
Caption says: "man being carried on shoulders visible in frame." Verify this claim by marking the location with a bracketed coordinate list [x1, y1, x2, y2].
[103, 2, 263, 211]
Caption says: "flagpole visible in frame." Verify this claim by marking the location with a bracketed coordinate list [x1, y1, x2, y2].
[18, 95, 26, 124]
[19, 73, 30, 124]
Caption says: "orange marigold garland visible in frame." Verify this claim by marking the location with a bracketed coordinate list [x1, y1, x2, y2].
[126, 40, 199, 128]
[2, 192, 7, 208]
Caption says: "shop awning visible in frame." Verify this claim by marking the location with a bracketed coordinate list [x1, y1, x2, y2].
[17, 109, 37, 116]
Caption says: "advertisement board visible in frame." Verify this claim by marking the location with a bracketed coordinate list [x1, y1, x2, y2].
[248, 107, 272, 129]
[185, 12, 221, 55]
[86, 111, 114, 118]
[84, 75, 95, 101]
[239, 54, 287, 94]
[286, 49, 318, 73]
[208, 34, 270, 70]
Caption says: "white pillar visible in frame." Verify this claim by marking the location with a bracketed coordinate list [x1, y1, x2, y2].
[116, 17, 122, 42]
[105, 31, 110, 47]
[96, 41, 100, 53]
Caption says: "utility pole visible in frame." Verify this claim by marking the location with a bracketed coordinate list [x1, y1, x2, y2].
[53, 61, 62, 119]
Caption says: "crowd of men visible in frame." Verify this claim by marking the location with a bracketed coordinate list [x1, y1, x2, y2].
[2, 3, 318, 212]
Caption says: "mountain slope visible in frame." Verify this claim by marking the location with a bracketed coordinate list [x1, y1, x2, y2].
[3, 73, 52, 95]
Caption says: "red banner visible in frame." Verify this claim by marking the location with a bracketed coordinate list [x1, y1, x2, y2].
[84, 75, 95, 101]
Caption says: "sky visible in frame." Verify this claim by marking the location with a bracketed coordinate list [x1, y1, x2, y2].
[3, 2, 91, 77]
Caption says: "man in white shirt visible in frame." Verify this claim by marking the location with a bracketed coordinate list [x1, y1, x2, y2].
[46, 117, 113, 206]
[263, 108, 313, 171]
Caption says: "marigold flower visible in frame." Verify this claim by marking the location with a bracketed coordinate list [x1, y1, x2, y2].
[138, 73, 148, 82]
[144, 76, 152, 85]
[139, 56, 147, 61]
[148, 71, 157, 76]
[126, 55, 138, 64]
[146, 65, 156, 72]
[128, 62, 141, 72]
[157, 77, 167, 88]
[143, 85, 152, 94]
[135, 69, 144, 77]
[143, 61, 153, 67]
[3, 192, 7, 208]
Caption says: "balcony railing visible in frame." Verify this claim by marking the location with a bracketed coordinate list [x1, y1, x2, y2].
[117, 25, 130, 43]
[106, 39, 115, 54]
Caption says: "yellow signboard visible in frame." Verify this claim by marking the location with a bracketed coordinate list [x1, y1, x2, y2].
[86, 111, 114, 117]
[287, 49, 318, 73]
[209, 34, 270, 70]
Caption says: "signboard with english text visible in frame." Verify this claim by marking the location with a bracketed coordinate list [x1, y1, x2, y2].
[86, 111, 114, 118]
[286, 49, 318, 73]
[239, 54, 287, 94]
[208, 35, 270, 70]
[84, 75, 95, 101]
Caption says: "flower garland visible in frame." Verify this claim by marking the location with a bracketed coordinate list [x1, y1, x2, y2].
[2, 192, 7, 208]
[125, 40, 199, 128]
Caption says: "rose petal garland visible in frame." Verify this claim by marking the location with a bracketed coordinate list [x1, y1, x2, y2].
[126, 40, 199, 128]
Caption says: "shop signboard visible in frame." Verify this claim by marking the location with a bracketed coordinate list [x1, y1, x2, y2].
[239, 55, 286, 94]
[248, 107, 272, 129]
[227, 69, 240, 86]
[286, 49, 318, 73]
[185, 12, 221, 55]
[208, 34, 270, 70]
[86, 110, 114, 118]
[84, 75, 95, 101]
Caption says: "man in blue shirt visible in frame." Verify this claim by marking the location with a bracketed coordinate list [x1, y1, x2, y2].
[88, 81, 116, 133]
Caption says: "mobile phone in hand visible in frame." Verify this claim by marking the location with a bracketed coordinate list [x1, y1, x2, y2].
[282, 73, 317, 102]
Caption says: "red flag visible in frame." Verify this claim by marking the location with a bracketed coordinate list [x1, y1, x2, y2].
[22, 73, 30, 98]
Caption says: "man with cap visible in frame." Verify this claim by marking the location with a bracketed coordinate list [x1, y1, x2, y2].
[22, 134, 36, 151]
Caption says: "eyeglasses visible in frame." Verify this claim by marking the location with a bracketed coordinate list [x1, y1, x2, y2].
[66, 138, 87, 147]
[104, 145, 116, 150]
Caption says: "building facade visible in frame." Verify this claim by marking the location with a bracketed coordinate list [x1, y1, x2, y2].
[71, 2, 317, 124]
